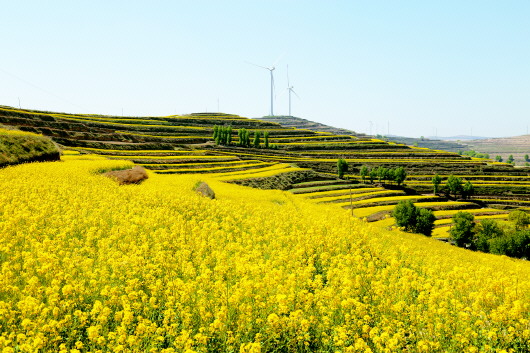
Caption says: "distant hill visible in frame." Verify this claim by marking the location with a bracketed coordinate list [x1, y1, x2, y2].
[259, 116, 471, 152]
[383, 135, 467, 152]
[426, 135, 491, 141]
[461, 135, 530, 165]
[259, 115, 365, 136]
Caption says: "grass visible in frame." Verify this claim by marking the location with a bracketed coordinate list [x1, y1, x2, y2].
[0, 127, 60, 166]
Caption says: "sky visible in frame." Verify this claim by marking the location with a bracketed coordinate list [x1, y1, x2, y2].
[1, 1, 530, 138]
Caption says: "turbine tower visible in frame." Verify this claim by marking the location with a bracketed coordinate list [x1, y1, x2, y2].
[247, 60, 279, 116]
[286, 65, 299, 116]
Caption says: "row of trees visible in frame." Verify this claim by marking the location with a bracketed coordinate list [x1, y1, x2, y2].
[393, 200, 436, 236]
[359, 166, 407, 186]
[213, 125, 233, 145]
[450, 210, 530, 258]
[459, 150, 490, 159]
[432, 174, 474, 199]
[337, 163, 407, 185]
[213, 126, 274, 149]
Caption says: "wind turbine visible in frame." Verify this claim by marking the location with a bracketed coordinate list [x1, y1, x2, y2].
[247, 60, 278, 116]
[286, 65, 299, 116]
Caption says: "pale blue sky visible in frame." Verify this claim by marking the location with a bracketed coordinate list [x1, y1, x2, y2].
[1, 1, 529, 138]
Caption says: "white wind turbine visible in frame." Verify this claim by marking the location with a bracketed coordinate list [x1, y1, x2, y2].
[286, 65, 300, 116]
[247, 58, 282, 116]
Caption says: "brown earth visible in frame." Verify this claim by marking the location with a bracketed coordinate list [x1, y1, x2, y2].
[104, 166, 148, 185]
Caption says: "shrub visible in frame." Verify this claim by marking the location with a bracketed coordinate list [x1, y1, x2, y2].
[473, 219, 503, 252]
[446, 175, 463, 199]
[394, 166, 406, 186]
[450, 212, 475, 247]
[415, 208, 436, 237]
[393, 200, 435, 236]
[337, 158, 349, 179]
[432, 174, 442, 194]
[508, 210, 530, 230]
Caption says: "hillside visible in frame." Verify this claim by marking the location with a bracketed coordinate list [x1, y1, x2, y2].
[1, 156, 529, 352]
[461, 135, 530, 165]
[1, 105, 530, 238]
[260, 115, 471, 153]
[260, 115, 364, 136]
[0, 126, 60, 167]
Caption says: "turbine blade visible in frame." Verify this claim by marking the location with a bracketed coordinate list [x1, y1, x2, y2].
[273, 52, 286, 67]
[292, 89, 301, 99]
[287, 64, 290, 87]
[245, 61, 269, 70]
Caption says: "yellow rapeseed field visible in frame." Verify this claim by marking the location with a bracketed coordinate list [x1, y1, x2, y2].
[0, 157, 529, 352]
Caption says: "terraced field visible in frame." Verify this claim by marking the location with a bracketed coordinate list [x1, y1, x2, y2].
[1, 105, 529, 237]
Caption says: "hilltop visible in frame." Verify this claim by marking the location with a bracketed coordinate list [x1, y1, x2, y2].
[259, 115, 364, 136]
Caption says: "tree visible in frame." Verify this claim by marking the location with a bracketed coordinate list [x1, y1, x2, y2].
[473, 219, 503, 252]
[495, 155, 503, 162]
[213, 125, 219, 140]
[393, 200, 418, 232]
[253, 131, 261, 148]
[227, 126, 233, 145]
[393, 201, 435, 236]
[394, 167, 406, 186]
[337, 159, 349, 179]
[384, 168, 394, 185]
[508, 210, 530, 230]
[489, 230, 530, 258]
[450, 212, 475, 247]
[238, 128, 250, 147]
[415, 208, 436, 237]
[377, 166, 386, 183]
[508, 155, 515, 164]
[263, 131, 270, 149]
[432, 174, 442, 194]
[446, 175, 463, 199]
[462, 180, 474, 200]
[525, 154, 529, 162]
[369, 169, 377, 184]
[360, 166, 369, 183]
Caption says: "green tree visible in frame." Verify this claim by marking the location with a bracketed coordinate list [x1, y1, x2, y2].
[450, 212, 475, 247]
[495, 155, 503, 162]
[227, 126, 233, 145]
[369, 169, 377, 184]
[462, 180, 474, 200]
[263, 131, 270, 149]
[525, 154, 529, 162]
[393, 200, 418, 232]
[253, 131, 261, 148]
[415, 208, 436, 237]
[432, 174, 442, 194]
[377, 166, 386, 183]
[337, 159, 349, 179]
[360, 166, 369, 183]
[394, 167, 406, 186]
[508, 210, 530, 230]
[384, 168, 394, 184]
[473, 219, 503, 252]
[446, 175, 463, 199]
[489, 230, 530, 258]
[508, 155, 515, 164]
[393, 201, 435, 236]
[238, 128, 251, 147]
[213, 125, 219, 140]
